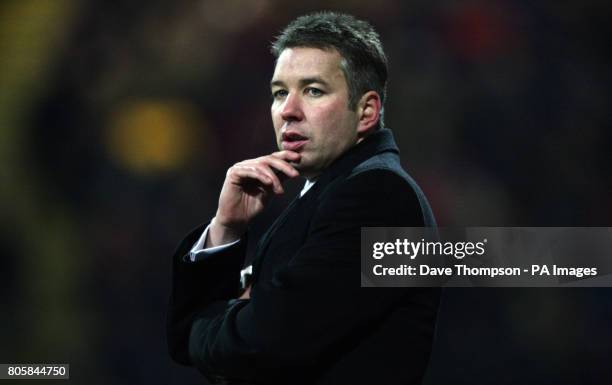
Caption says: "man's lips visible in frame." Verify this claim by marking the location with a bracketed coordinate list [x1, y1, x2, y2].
[281, 130, 308, 151]
[281, 139, 308, 151]
[282, 130, 307, 141]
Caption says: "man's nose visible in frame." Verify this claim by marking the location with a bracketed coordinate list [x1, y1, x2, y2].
[280, 92, 304, 122]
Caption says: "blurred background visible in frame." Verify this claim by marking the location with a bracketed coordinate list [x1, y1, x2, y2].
[1, 0, 610, 384]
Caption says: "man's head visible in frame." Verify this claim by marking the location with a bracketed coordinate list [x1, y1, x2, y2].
[270, 12, 388, 179]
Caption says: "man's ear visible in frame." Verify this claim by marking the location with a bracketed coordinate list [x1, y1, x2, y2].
[356, 91, 382, 138]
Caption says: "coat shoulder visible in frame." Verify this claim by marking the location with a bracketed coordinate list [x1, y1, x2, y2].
[316, 151, 436, 227]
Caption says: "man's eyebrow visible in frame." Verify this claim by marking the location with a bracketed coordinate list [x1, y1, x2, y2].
[270, 77, 330, 88]
[299, 77, 330, 87]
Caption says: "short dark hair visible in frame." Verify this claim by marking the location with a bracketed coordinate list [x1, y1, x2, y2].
[271, 12, 388, 128]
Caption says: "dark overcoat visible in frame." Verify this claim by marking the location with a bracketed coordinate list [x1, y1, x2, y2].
[168, 128, 440, 385]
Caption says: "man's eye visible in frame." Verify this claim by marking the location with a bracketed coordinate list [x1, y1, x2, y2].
[272, 90, 288, 99]
[306, 87, 323, 97]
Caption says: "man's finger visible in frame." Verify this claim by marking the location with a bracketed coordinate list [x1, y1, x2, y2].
[237, 162, 285, 193]
[232, 165, 284, 194]
[270, 150, 301, 162]
[251, 164, 285, 193]
[261, 155, 300, 179]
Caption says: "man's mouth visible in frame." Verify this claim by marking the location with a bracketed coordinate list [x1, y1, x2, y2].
[281, 131, 308, 151]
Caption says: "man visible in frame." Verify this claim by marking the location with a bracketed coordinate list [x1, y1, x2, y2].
[168, 12, 439, 385]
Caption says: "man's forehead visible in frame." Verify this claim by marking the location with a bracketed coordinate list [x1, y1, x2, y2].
[271, 47, 344, 83]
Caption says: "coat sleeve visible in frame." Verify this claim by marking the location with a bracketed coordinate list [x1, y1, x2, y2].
[180, 171, 432, 383]
[167, 223, 248, 366]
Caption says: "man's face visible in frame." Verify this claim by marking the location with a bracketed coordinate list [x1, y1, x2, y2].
[270, 47, 360, 179]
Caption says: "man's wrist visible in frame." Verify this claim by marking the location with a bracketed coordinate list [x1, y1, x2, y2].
[206, 217, 245, 247]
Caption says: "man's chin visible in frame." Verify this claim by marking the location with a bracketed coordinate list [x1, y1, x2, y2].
[293, 162, 322, 180]
[290, 160, 305, 172]
[288, 160, 306, 176]
[283, 153, 319, 179]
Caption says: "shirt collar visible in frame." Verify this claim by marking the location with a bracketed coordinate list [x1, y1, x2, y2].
[300, 179, 317, 197]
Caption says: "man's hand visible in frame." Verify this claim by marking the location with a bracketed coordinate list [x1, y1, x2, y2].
[206, 151, 301, 247]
